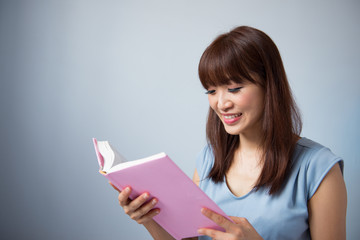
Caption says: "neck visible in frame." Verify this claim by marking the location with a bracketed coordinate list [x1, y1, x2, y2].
[234, 130, 263, 167]
[238, 130, 262, 152]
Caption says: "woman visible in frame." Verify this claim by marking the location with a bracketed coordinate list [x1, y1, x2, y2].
[111, 26, 347, 239]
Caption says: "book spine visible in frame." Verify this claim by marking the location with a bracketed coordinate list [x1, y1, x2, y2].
[92, 138, 104, 169]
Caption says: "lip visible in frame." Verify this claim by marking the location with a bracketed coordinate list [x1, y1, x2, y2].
[221, 113, 242, 125]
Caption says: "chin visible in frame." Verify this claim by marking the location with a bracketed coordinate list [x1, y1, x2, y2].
[223, 126, 242, 136]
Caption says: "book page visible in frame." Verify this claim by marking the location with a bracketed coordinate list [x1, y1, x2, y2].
[108, 142, 127, 167]
[97, 141, 127, 172]
[108, 152, 166, 173]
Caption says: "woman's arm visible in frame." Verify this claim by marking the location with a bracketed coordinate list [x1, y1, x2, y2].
[193, 168, 200, 186]
[143, 220, 175, 240]
[308, 163, 347, 239]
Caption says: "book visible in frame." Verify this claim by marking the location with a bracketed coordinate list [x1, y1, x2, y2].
[93, 138, 229, 240]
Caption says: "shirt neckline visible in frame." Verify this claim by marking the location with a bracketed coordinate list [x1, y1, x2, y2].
[223, 176, 256, 199]
[223, 137, 305, 200]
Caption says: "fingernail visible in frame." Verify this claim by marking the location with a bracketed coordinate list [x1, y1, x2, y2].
[155, 209, 160, 214]
[152, 198, 157, 204]
[125, 187, 130, 193]
[198, 229, 204, 234]
[143, 193, 149, 199]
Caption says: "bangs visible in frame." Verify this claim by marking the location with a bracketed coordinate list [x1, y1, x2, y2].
[198, 34, 257, 89]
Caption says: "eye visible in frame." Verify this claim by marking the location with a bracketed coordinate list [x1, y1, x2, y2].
[205, 89, 216, 95]
[228, 87, 242, 93]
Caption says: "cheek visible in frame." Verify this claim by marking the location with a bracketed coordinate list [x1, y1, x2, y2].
[208, 96, 217, 110]
[236, 95, 253, 109]
[248, 97, 264, 115]
[238, 94, 263, 112]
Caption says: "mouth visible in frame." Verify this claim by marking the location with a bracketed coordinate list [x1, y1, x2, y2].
[222, 113, 242, 124]
[223, 113, 242, 119]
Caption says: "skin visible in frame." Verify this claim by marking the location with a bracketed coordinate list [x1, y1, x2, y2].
[109, 183, 175, 240]
[205, 81, 265, 139]
[110, 81, 347, 239]
[191, 81, 265, 239]
[193, 164, 346, 240]
[307, 163, 347, 239]
[193, 81, 347, 239]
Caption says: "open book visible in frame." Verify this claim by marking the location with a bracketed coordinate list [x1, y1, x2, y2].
[93, 138, 229, 240]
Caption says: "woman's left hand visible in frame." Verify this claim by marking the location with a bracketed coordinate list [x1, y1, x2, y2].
[198, 208, 263, 240]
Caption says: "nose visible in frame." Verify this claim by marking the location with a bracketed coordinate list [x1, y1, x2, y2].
[217, 92, 233, 111]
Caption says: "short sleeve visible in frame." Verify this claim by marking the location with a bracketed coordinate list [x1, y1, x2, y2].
[305, 147, 344, 200]
[195, 145, 214, 181]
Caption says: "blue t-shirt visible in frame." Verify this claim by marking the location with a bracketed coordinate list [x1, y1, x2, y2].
[196, 137, 343, 240]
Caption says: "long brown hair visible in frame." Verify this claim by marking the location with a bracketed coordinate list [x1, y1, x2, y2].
[198, 26, 302, 194]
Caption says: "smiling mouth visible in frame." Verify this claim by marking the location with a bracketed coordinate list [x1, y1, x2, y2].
[223, 113, 242, 119]
[222, 113, 243, 125]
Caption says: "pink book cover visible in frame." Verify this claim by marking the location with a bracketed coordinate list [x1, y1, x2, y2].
[93, 138, 230, 240]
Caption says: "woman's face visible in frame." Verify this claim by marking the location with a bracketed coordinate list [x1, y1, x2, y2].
[207, 81, 264, 136]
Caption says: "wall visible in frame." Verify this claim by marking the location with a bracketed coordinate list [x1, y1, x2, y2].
[0, 0, 359, 239]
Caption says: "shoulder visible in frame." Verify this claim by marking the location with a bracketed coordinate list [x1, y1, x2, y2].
[307, 161, 347, 239]
[295, 137, 343, 173]
[292, 137, 344, 199]
[296, 137, 335, 155]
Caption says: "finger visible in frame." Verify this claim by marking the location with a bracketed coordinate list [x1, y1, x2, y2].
[201, 208, 233, 231]
[136, 208, 161, 224]
[118, 187, 132, 206]
[129, 198, 158, 221]
[198, 228, 231, 239]
[127, 192, 151, 210]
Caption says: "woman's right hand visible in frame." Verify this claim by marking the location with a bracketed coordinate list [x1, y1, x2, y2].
[109, 182, 160, 224]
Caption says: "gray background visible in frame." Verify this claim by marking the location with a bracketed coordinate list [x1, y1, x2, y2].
[1, 0, 359, 239]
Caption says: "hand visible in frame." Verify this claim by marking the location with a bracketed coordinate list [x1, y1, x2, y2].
[109, 182, 160, 224]
[198, 208, 263, 240]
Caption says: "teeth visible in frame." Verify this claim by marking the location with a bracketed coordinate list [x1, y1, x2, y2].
[224, 113, 242, 119]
